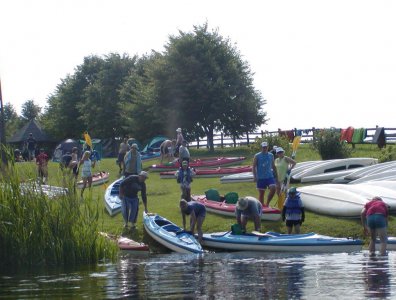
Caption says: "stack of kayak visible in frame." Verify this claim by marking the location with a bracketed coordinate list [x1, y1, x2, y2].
[160, 165, 252, 179]
[104, 177, 123, 216]
[150, 156, 246, 172]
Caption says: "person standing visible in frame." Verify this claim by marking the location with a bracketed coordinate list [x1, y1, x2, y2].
[118, 138, 129, 174]
[79, 151, 93, 198]
[175, 128, 184, 156]
[178, 140, 190, 163]
[275, 147, 296, 198]
[123, 143, 142, 177]
[119, 171, 149, 228]
[36, 148, 49, 184]
[180, 199, 206, 243]
[25, 133, 37, 161]
[176, 161, 195, 202]
[253, 141, 278, 206]
[235, 196, 262, 232]
[361, 196, 389, 256]
[282, 187, 305, 234]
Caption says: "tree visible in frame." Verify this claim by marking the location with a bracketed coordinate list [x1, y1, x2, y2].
[153, 23, 266, 150]
[20, 100, 41, 122]
[2, 103, 20, 140]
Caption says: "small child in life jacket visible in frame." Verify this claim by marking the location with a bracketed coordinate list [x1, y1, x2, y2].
[282, 187, 305, 234]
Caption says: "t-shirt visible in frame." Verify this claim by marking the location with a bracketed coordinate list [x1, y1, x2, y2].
[120, 175, 147, 202]
[26, 137, 36, 150]
[185, 202, 206, 217]
[61, 154, 72, 168]
[254, 152, 274, 179]
[365, 200, 388, 217]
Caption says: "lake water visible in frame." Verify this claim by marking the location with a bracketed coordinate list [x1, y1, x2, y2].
[1, 250, 395, 299]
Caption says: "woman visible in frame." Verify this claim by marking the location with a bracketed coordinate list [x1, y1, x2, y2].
[361, 196, 389, 256]
[79, 151, 93, 198]
[274, 147, 296, 198]
[180, 199, 206, 243]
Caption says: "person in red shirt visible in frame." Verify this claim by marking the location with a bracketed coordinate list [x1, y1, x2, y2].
[36, 148, 49, 184]
[361, 196, 389, 256]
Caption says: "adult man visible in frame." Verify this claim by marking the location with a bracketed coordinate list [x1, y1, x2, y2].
[119, 171, 149, 228]
[159, 139, 175, 163]
[178, 140, 190, 163]
[123, 143, 142, 177]
[25, 133, 37, 161]
[235, 196, 263, 232]
[175, 128, 184, 156]
[253, 141, 278, 206]
[118, 138, 129, 174]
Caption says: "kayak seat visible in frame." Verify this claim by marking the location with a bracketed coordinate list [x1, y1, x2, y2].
[154, 219, 171, 227]
[162, 224, 180, 233]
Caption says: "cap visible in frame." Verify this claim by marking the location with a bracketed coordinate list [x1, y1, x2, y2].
[131, 143, 138, 149]
[139, 171, 149, 178]
[288, 187, 297, 194]
[236, 197, 249, 210]
[276, 147, 284, 153]
[261, 141, 268, 147]
[176, 128, 182, 132]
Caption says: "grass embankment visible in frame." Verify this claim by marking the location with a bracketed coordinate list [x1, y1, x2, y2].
[9, 143, 395, 254]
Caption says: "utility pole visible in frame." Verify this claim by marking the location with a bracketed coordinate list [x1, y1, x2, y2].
[0, 78, 8, 166]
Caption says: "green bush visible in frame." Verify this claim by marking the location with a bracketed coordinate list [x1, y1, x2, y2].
[312, 129, 352, 160]
[252, 134, 291, 156]
[378, 145, 396, 162]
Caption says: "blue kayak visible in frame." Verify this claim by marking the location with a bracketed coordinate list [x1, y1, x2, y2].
[143, 212, 204, 254]
[201, 231, 363, 253]
[104, 178, 123, 216]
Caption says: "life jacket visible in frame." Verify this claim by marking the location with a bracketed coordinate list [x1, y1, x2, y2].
[177, 167, 193, 184]
[284, 193, 303, 215]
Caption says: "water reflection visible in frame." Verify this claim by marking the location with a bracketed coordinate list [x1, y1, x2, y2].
[363, 255, 390, 298]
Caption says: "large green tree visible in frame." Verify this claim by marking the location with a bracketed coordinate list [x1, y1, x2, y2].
[2, 103, 20, 140]
[153, 23, 266, 150]
[20, 100, 41, 122]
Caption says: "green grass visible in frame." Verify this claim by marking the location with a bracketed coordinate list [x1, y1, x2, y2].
[6, 143, 395, 254]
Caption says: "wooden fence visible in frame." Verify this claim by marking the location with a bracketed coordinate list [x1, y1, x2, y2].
[190, 127, 396, 149]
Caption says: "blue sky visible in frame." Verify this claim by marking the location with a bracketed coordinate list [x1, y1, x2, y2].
[1, 0, 395, 131]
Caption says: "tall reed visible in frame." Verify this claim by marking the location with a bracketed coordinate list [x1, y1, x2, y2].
[0, 148, 117, 267]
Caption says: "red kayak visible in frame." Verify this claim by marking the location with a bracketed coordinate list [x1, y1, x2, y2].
[191, 195, 281, 221]
[117, 237, 149, 251]
[77, 171, 110, 189]
[150, 157, 246, 172]
[160, 165, 253, 179]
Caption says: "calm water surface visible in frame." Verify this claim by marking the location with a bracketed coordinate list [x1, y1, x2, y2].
[0, 251, 395, 299]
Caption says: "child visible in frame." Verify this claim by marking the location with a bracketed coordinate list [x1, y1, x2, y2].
[176, 161, 195, 201]
[36, 148, 49, 184]
[180, 199, 206, 243]
[79, 151, 93, 198]
[282, 187, 305, 234]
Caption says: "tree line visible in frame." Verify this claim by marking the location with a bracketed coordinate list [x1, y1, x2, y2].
[4, 23, 267, 150]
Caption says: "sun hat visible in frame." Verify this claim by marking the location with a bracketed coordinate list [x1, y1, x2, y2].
[176, 128, 182, 132]
[236, 197, 249, 210]
[276, 147, 285, 153]
[288, 187, 297, 194]
[261, 141, 268, 147]
[139, 171, 149, 178]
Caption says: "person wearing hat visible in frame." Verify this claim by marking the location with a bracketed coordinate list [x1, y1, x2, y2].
[178, 140, 190, 164]
[36, 148, 49, 184]
[282, 187, 304, 234]
[235, 196, 263, 232]
[176, 160, 195, 201]
[180, 199, 206, 243]
[361, 196, 389, 256]
[159, 139, 176, 163]
[119, 171, 149, 228]
[274, 147, 296, 199]
[253, 141, 278, 207]
[123, 143, 142, 177]
[118, 137, 129, 174]
[174, 128, 184, 157]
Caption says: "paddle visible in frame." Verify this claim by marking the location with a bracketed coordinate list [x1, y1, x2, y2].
[291, 135, 302, 159]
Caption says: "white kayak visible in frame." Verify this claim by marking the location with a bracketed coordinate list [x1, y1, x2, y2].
[300, 167, 365, 184]
[104, 177, 123, 216]
[344, 161, 396, 181]
[348, 169, 396, 184]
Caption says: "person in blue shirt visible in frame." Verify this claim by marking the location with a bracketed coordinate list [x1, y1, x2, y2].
[282, 187, 305, 234]
[180, 199, 206, 243]
[176, 161, 195, 202]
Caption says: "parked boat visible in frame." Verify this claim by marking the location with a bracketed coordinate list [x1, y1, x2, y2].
[201, 231, 363, 252]
[118, 237, 149, 251]
[343, 161, 396, 181]
[143, 212, 204, 254]
[300, 168, 364, 184]
[150, 156, 246, 172]
[382, 237, 396, 251]
[77, 171, 109, 189]
[191, 195, 281, 221]
[104, 177, 123, 216]
[160, 165, 253, 179]
[347, 169, 396, 184]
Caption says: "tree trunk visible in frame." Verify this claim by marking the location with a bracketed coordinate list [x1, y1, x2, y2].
[207, 130, 214, 151]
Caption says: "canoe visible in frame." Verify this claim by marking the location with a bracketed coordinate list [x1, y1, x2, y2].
[300, 168, 365, 184]
[343, 161, 396, 181]
[292, 158, 378, 182]
[117, 237, 149, 251]
[77, 171, 109, 189]
[143, 212, 204, 254]
[150, 156, 246, 172]
[104, 177, 123, 216]
[191, 195, 281, 221]
[201, 231, 363, 253]
[160, 165, 253, 179]
[347, 169, 396, 184]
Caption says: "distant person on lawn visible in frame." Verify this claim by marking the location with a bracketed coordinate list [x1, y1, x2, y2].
[36, 148, 49, 184]
[119, 171, 149, 228]
[175, 128, 184, 157]
[282, 187, 305, 234]
[235, 196, 262, 232]
[124, 143, 142, 177]
[178, 140, 190, 163]
[361, 196, 389, 256]
[118, 137, 129, 174]
[25, 133, 37, 161]
[253, 141, 278, 206]
[159, 139, 176, 163]
[176, 160, 195, 202]
[180, 199, 206, 243]
[79, 151, 93, 198]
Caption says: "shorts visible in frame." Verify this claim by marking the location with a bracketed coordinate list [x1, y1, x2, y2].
[160, 146, 169, 155]
[367, 214, 386, 229]
[256, 178, 276, 190]
[286, 220, 302, 227]
[118, 152, 126, 163]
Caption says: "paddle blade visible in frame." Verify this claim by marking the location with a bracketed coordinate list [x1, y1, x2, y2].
[291, 136, 302, 159]
[278, 192, 286, 210]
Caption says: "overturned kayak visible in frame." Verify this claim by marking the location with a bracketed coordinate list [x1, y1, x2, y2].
[150, 157, 246, 172]
[118, 237, 149, 251]
[160, 165, 253, 179]
[77, 171, 109, 189]
[201, 231, 363, 253]
[143, 212, 203, 254]
[191, 195, 281, 221]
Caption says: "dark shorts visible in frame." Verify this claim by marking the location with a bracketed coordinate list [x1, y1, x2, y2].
[257, 178, 276, 190]
[367, 214, 386, 229]
[286, 220, 302, 227]
[118, 152, 126, 163]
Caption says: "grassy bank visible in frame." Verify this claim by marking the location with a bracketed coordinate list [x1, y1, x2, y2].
[9, 143, 395, 253]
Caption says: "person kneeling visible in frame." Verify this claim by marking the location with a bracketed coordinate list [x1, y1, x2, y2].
[235, 196, 262, 233]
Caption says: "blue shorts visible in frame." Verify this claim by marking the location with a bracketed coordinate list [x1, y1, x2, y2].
[367, 214, 386, 229]
[256, 178, 276, 190]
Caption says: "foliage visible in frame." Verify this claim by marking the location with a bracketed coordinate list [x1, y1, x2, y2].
[2, 103, 20, 140]
[20, 100, 41, 122]
[311, 129, 352, 160]
[378, 145, 396, 162]
[251, 134, 292, 156]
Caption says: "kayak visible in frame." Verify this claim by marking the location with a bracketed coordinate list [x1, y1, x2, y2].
[118, 237, 149, 251]
[191, 195, 281, 221]
[104, 177, 123, 216]
[77, 171, 109, 189]
[160, 165, 253, 179]
[201, 231, 363, 253]
[150, 156, 246, 172]
[143, 212, 203, 254]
